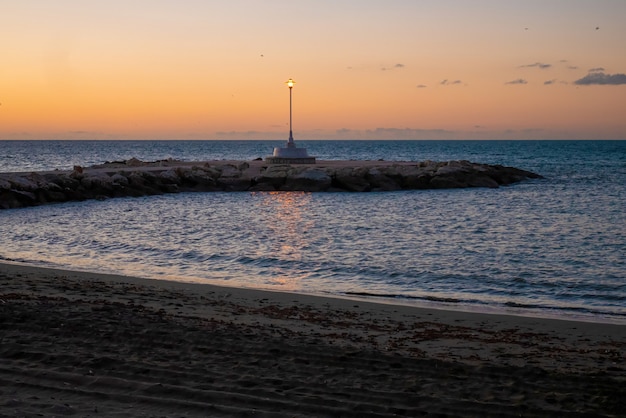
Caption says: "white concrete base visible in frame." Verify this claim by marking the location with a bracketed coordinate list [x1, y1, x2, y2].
[266, 141, 316, 164]
[265, 156, 316, 164]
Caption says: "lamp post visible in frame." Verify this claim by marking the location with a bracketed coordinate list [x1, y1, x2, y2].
[265, 77, 315, 164]
[286, 78, 295, 147]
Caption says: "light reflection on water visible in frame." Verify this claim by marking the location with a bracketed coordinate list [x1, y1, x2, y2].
[253, 191, 314, 290]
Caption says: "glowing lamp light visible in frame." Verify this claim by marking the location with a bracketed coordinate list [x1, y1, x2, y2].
[265, 77, 315, 164]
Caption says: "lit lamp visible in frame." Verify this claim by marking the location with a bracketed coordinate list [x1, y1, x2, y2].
[265, 78, 316, 164]
[286, 78, 295, 145]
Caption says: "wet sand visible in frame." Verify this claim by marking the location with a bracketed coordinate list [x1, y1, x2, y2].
[1, 262, 624, 417]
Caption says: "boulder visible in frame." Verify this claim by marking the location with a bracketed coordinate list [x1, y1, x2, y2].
[332, 167, 371, 192]
[126, 157, 143, 167]
[198, 166, 222, 179]
[217, 164, 242, 178]
[111, 173, 129, 186]
[283, 168, 332, 191]
[254, 165, 290, 189]
[7, 190, 37, 207]
[169, 167, 219, 191]
[465, 174, 499, 188]
[435, 164, 468, 177]
[379, 165, 428, 189]
[81, 173, 115, 191]
[159, 169, 182, 184]
[429, 175, 466, 189]
[249, 182, 276, 192]
[0, 178, 12, 191]
[216, 177, 251, 191]
[7, 175, 38, 191]
[127, 172, 147, 187]
[366, 168, 401, 191]
[187, 168, 218, 188]
[44, 174, 81, 191]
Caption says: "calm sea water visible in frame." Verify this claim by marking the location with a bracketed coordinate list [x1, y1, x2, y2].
[1, 140, 625, 323]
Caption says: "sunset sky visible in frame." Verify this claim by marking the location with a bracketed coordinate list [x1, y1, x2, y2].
[1, 0, 625, 140]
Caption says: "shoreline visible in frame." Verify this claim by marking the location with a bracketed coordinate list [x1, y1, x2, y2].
[2, 261, 624, 416]
[2, 259, 623, 326]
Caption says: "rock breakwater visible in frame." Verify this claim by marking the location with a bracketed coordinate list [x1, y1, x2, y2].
[0, 159, 543, 209]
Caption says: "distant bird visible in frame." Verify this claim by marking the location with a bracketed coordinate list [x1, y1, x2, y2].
[524, 27, 528, 30]
[260, 54, 264, 57]
[595, 26, 600, 30]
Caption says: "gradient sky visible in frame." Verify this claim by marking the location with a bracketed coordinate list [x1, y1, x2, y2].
[2, 0, 625, 140]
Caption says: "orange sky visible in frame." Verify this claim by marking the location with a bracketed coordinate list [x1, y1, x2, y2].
[1, 0, 625, 140]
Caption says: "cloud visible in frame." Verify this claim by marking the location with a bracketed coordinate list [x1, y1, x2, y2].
[574, 71, 626, 85]
[366, 128, 454, 139]
[504, 128, 545, 134]
[440, 79, 463, 86]
[589, 67, 605, 73]
[416, 84, 427, 88]
[215, 130, 284, 140]
[544, 79, 556, 85]
[559, 60, 579, 70]
[520, 62, 551, 69]
[381, 63, 405, 71]
[505, 79, 528, 85]
[330, 127, 459, 140]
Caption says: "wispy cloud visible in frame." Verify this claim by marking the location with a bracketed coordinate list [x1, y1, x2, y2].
[440, 79, 463, 86]
[416, 84, 427, 88]
[574, 70, 626, 85]
[381, 63, 405, 71]
[215, 130, 284, 140]
[544, 79, 556, 85]
[505, 79, 528, 85]
[588, 67, 605, 72]
[335, 127, 454, 139]
[368, 127, 452, 136]
[520, 62, 551, 69]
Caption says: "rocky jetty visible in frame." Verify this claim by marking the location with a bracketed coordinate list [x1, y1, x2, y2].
[0, 159, 543, 209]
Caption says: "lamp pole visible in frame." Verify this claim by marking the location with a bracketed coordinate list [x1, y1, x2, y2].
[286, 78, 295, 146]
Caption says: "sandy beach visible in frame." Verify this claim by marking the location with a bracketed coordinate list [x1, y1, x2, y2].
[1, 262, 624, 417]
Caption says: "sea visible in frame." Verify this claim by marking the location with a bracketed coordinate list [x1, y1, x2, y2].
[1, 140, 624, 324]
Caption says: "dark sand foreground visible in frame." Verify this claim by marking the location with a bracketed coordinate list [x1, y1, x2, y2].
[1, 262, 624, 417]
